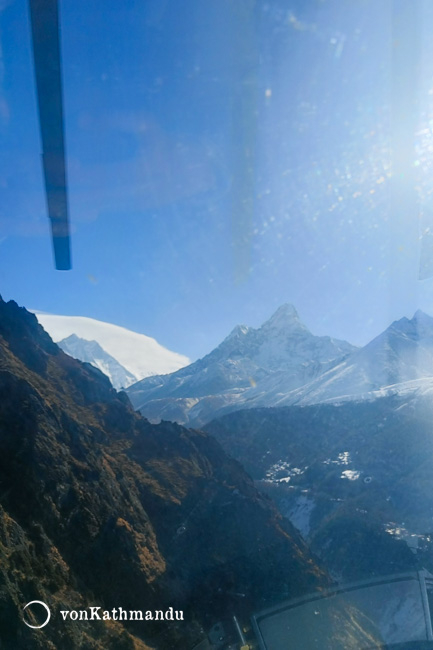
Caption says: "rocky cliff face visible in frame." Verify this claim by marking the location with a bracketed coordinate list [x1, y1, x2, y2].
[0, 298, 327, 649]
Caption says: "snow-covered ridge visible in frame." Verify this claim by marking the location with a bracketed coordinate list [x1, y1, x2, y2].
[127, 306, 433, 427]
[33, 312, 190, 384]
[278, 310, 433, 407]
[126, 302, 357, 425]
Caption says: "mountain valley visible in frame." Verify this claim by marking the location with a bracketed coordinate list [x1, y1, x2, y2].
[0, 298, 331, 649]
[8, 300, 433, 647]
[206, 396, 433, 583]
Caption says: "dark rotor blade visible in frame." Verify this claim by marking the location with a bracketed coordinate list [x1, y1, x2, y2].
[29, 0, 71, 270]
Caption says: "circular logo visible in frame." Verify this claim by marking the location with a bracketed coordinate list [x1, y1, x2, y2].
[23, 601, 51, 629]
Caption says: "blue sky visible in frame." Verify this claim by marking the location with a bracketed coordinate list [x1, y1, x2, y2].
[2, 0, 433, 360]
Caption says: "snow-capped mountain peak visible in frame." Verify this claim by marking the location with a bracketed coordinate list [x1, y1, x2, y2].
[276, 309, 433, 407]
[397, 310, 433, 339]
[58, 334, 137, 390]
[261, 303, 307, 334]
[224, 324, 250, 342]
[33, 312, 190, 383]
[413, 308, 432, 321]
[126, 304, 356, 426]
[386, 310, 433, 336]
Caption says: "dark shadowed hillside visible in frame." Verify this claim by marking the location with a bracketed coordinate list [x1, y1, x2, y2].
[205, 401, 433, 582]
[0, 298, 328, 649]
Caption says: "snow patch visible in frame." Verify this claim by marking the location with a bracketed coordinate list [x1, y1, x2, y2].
[287, 495, 315, 537]
[340, 470, 360, 480]
[266, 461, 305, 483]
[323, 451, 352, 466]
